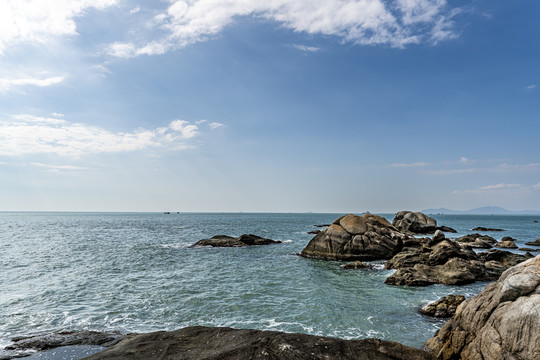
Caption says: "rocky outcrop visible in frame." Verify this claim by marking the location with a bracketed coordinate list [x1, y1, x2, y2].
[455, 233, 497, 249]
[472, 227, 504, 232]
[5, 331, 123, 351]
[425, 255, 540, 360]
[419, 295, 466, 318]
[392, 211, 456, 234]
[85, 326, 434, 360]
[384, 235, 532, 286]
[495, 240, 518, 249]
[525, 238, 540, 246]
[300, 214, 409, 261]
[340, 261, 377, 270]
[191, 234, 281, 247]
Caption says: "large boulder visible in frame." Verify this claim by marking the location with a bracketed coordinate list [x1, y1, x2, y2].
[420, 295, 466, 318]
[425, 255, 540, 360]
[191, 234, 281, 247]
[300, 214, 408, 261]
[392, 211, 455, 234]
[85, 326, 434, 360]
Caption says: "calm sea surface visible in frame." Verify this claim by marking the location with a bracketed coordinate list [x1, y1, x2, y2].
[1, 212, 539, 357]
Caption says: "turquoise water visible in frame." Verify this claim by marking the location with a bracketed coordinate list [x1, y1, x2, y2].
[1, 212, 539, 357]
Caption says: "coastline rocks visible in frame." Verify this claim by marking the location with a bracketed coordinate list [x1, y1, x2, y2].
[300, 214, 408, 261]
[340, 261, 377, 270]
[392, 211, 438, 234]
[495, 240, 518, 249]
[4, 331, 124, 356]
[525, 238, 540, 246]
[472, 227, 504, 232]
[85, 326, 434, 360]
[419, 295, 466, 318]
[191, 234, 281, 247]
[455, 233, 496, 249]
[424, 255, 540, 360]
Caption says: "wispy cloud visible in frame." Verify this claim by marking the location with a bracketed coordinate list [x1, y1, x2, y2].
[389, 162, 430, 168]
[107, 0, 461, 58]
[209, 122, 225, 129]
[31, 162, 88, 172]
[0, 75, 65, 92]
[130, 6, 141, 15]
[0, 114, 205, 157]
[292, 44, 320, 53]
[533, 182, 540, 191]
[0, 0, 118, 54]
[453, 183, 522, 194]
[458, 156, 475, 164]
[526, 84, 536, 90]
[429, 162, 540, 175]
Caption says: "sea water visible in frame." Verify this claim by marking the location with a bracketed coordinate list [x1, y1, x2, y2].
[1, 212, 539, 358]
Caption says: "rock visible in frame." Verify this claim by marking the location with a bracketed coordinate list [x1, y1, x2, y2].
[472, 227, 504, 231]
[191, 234, 281, 247]
[340, 261, 376, 270]
[424, 255, 540, 360]
[432, 230, 445, 242]
[455, 233, 497, 249]
[525, 238, 540, 246]
[307, 230, 321, 235]
[477, 249, 533, 267]
[314, 224, 331, 228]
[419, 295, 466, 318]
[495, 240, 518, 249]
[392, 211, 438, 234]
[436, 226, 457, 233]
[85, 326, 434, 360]
[5, 331, 124, 351]
[300, 214, 408, 261]
[520, 247, 540, 252]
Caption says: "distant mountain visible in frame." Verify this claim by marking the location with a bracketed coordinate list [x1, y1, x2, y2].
[422, 206, 540, 215]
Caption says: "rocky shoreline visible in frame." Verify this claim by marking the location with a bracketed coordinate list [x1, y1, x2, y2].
[4, 211, 539, 360]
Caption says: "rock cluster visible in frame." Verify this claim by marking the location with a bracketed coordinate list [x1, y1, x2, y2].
[425, 255, 540, 360]
[300, 214, 408, 261]
[392, 211, 438, 234]
[419, 295, 466, 318]
[191, 234, 281, 247]
[455, 233, 496, 249]
[85, 326, 434, 360]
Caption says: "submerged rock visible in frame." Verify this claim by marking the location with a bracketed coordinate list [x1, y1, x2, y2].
[420, 295, 466, 318]
[472, 227, 504, 232]
[424, 255, 540, 360]
[191, 234, 281, 247]
[300, 214, 408, 261]
[85, 326, 434, 360]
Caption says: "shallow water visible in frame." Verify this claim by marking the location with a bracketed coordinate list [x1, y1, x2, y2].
[1, 212, 539, 357]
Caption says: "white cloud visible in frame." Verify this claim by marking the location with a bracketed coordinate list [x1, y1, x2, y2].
[533, 182, 540, 191]
[478, 183, 521, 191]
[429, 162, 540, 175]
[130, 6, 141, 15]
[0, 114, 202, 157]
[453, 183, 522, 194]
[31, 162, 88, 172]
[107, 0, 460, 58]
[390, 162, 430, 168]
[526, 84, 536, 90]
[50, 112, 64, 118]
[209, 122, 225, 129]
[292, 44, 320, 52]
[0, 0, 118, 54]
[0, 74, 65, 92]
[458, 156, 475, 164]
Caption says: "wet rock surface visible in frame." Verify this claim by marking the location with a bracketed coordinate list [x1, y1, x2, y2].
[300, 214, 409, 261]
[425, 255, 540, 360]
[419, 295, 466, 318]
[340, 261, 378, 270]
[84, 326, 434, 360]
[191, 234, 281, 247]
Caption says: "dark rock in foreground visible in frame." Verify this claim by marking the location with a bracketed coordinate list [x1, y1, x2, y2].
[301, 214, 408, 261]
[419, 295, 465, 318]
[520, 247, 540, 252]
[425, 255, 540, 360]
[85, 326, 434, 360]
[472, 226, 504, 232]
[191, 234, 281, 247]
[525, 238, 540, 246]
[5, 331, 124, 352]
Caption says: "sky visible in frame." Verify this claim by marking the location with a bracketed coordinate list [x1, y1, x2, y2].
[0, 0, 539, 213]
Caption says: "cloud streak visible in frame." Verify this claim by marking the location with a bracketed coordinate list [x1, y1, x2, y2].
[389, 162, 430, 168]
[0, 114, 205, 157]
[452, 183, 522, 195]
[0, 74, 65, 92]
[107, 0, 460, 58]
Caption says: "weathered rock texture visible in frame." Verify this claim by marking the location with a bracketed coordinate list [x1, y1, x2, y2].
[495, 240, 518, 249]
[191, 234, 281, 247]
[455, 233, 497, 249]
[85, 326, 434, 360]
[425, 255, 540, 360]
[340, 261, 377, 270]
[5, 331, 123, 352]
[392, 211, 456, 234]
[420, 295, 466, 318]
[300, 214, 408, 261]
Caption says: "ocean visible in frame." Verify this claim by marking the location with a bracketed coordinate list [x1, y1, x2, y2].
[1, 212, 539, 358]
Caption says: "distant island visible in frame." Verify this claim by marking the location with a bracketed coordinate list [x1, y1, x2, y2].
[422, 206, 540, 215]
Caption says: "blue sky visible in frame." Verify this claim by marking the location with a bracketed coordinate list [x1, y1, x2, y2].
[0, 0, 539, 212]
